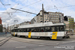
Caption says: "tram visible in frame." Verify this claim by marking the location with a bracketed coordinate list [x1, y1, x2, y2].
[11, 22, 67, 39]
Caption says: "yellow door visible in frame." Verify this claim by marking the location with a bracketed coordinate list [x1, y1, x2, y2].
[28, 32, 31, 38]
[13, 32, 15, 36]
[52, 32, 57, 39]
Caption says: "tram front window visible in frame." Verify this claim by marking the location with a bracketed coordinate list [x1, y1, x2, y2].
[60, 26, 64, 31]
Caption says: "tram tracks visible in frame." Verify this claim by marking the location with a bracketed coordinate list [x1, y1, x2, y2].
[0, 37, 12, 46]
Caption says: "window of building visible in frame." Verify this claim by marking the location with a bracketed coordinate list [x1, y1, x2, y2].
[41, 18, 43, 20]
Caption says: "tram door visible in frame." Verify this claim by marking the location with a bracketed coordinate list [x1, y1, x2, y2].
[52, 32, 57, 39]
[51, 27, 57, 39]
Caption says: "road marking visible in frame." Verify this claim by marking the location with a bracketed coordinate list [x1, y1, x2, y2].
[39, 45, 45, 46]
[56, 43, 59, 45]
[62, 40, 75, 43]
[16, 46, 26, 48]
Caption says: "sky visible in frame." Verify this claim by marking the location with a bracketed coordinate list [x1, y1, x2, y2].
[0, 0, 75, 27]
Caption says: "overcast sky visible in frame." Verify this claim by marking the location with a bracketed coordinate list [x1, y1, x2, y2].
[0, 0, 75, 27]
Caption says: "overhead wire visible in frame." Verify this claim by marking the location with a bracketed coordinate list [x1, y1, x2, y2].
[57, 5, 75, 9]
[0, 0, 19, 25]
[13, 0, 42, 14]
[11, 8, 37, 15]
[11, 0, 42, 16]
[0, 0, 11, 17]
[0, 0, 42, 15]
[19, 0, 42, 10]
[50, 0, 75, 11]
[11, 0, 42, 23]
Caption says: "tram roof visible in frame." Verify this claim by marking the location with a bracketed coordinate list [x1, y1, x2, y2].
[18, 22, 64, 28]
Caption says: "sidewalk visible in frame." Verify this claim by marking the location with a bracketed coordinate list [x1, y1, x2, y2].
[0, 37, 6, 41]
[69, 35, 75, 39]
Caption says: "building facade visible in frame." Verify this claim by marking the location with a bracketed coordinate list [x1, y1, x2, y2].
[69, 17, 74, 30]
[64, 16, 74, 32]
[3, 27, 6, 32]
[19, 21, 31, 26]
[31, 11, 64, 24]
[74, 22, 75, 29]
[7, 24, 19, 32]
[0, 17, 3, 32]
[31, 4, 64, 24]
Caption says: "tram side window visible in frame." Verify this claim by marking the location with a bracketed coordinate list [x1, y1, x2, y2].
[20, 29, 22, 32]
[37, 27, 41, 32]
[36, 27, 41, 32]
[15, 29, 18, 32]
[15, 29, 17, 32]
[27, 28, 29, 32]
[19, 29, 22, 32]
[35, 28, 38, 32]
[22, 29, 24, 32]
[34, 28, 37, 32]
[16, 29, 18, 32]
[23, 29, 25, 32]
[27, 28, 31, 32]
[45, 27, 51, 32]
[55, 27, 59, 31]
[30, 28, 36, 32]
[23, 28, 26, 32]
[31, 28, 34, 32]
[18, 29, 20, 32]
[51, 27, 55, 32]
[37, 27, 40, 32]
[40, 27, 44, 32]
[60, 26, 64, 31]
[30, 27, 44, 32]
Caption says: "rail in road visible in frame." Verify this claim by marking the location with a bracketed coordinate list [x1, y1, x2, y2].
[0, 37, 11, 46]
[0, 32, 12, 46]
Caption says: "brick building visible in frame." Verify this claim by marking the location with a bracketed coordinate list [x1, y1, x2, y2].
[0, 17, 3, 32]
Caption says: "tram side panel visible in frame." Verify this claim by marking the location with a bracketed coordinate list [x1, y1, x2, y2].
[12, 31, 66, 39]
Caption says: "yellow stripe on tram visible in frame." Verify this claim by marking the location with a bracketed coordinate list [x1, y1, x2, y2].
[52, 32, 57, 39]
[28, 32, 31, 38]
[13, 32, 15, 36]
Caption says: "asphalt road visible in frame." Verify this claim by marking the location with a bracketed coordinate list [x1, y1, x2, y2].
[0, 34, 75, 50]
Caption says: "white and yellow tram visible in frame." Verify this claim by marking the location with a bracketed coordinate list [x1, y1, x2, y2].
[11, 22, 67, 39]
